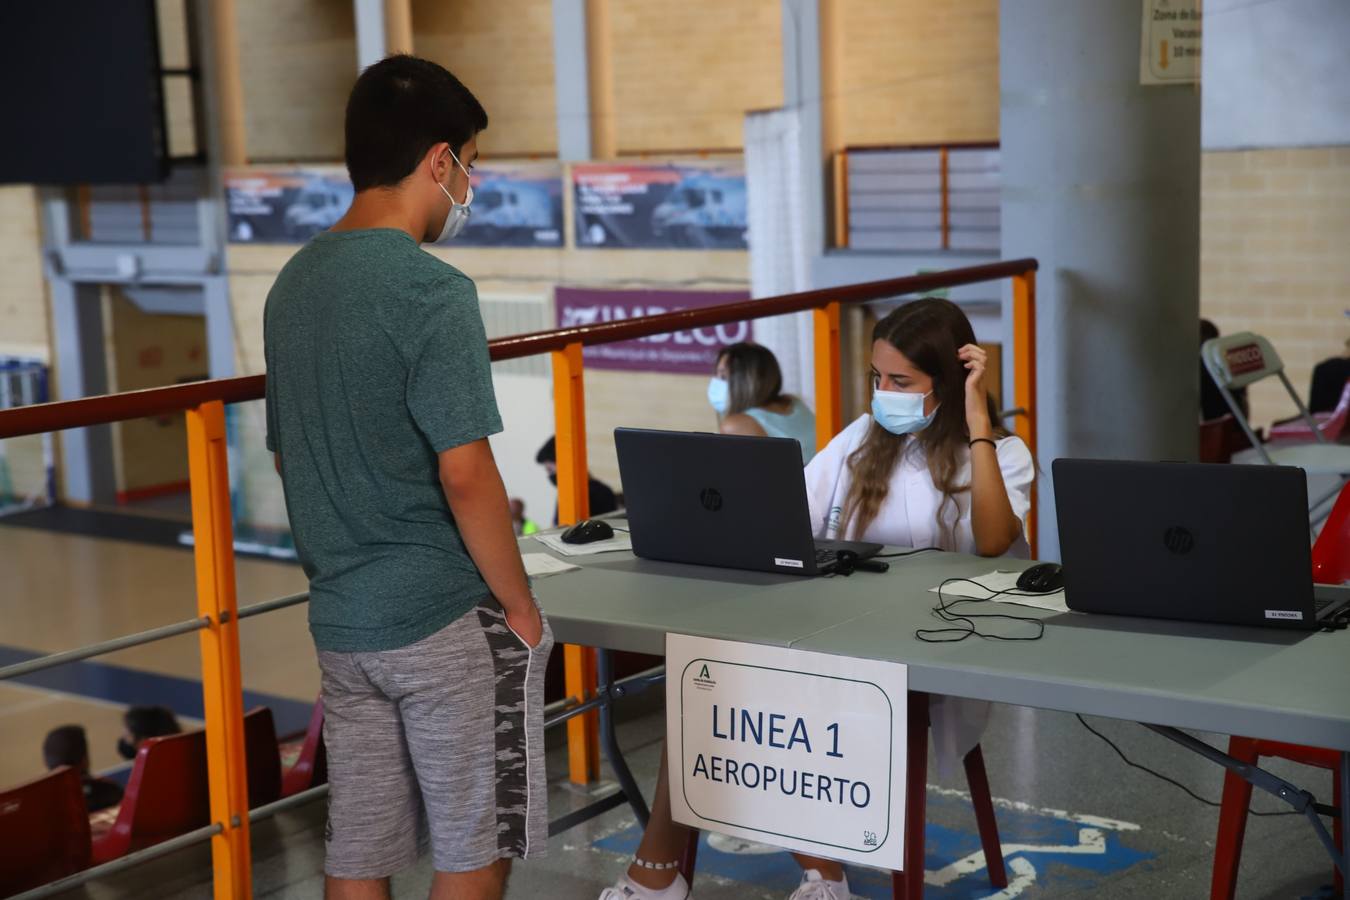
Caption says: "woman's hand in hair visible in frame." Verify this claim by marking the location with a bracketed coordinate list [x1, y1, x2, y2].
[959, 344, 994, 441]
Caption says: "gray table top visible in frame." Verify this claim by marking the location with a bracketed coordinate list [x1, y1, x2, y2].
[525, 531, 1350, 751]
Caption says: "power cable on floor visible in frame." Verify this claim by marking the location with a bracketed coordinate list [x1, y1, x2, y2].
[1075, 715, 1301, 817]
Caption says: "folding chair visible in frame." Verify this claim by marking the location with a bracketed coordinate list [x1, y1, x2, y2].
[1269, 378, 1350, 445]
[1202, 333, 1350, 523]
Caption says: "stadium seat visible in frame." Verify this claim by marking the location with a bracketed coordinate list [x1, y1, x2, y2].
[281, 699, 327, 798]
[0, 766, 91, 895]
[92, 707, 281, 865]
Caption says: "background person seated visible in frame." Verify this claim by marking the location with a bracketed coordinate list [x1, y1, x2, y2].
[707, 342, 817, 463]
[117, 705, 182, 761]
[1309, 337, 1350, 414]
[536, 436, 619, 525]
[42, 725, 123, 813]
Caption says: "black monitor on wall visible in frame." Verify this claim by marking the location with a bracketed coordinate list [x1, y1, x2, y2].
[0, 1, 170, 185]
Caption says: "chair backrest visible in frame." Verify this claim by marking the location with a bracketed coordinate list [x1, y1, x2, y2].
[96, 727, 210, 862]
[94, 707, 281, 863]
[1202, 333, 1284, 390]
[282, 699, 327, 798]
[244, 706, 282, 808]
[1312, 481, 1350, 584]
[0, 767, 92, 895]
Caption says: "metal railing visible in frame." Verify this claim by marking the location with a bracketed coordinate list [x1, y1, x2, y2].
[833, 143, 1001, 252]
[0, 259, 1038, 899]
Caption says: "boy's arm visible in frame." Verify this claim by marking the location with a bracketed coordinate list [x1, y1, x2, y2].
[439, 438, 543, 647]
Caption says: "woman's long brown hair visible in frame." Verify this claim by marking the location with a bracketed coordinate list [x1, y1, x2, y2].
[718, 342, 786, 415]
[840, 298, 1006, 546]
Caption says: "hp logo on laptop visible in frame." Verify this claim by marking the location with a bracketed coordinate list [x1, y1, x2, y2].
[1163, 526, 1195, 555]
[699, 488, 723, 512]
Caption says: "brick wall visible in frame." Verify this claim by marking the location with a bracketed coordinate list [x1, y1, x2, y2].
[609, 1, 782, 154]
[237, 0, 356, 162]
[1200, 147, 1350, 429]
[831, 0, 999, 149]
[414, 0, 559, 157]
[0, 187, 49, 361]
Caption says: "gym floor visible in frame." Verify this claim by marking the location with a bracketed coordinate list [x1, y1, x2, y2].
[0, 509, 1339, 899]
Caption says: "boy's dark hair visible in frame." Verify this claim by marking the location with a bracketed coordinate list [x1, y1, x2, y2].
[124, 705, 182, 742]
[536, 436, 556, 465]
[43, 725, 88, 770]
[344, 55, 488, 192]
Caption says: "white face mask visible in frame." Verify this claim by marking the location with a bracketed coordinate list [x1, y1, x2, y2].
[872, 389, 936, 435]
[436, 148, 474, 242]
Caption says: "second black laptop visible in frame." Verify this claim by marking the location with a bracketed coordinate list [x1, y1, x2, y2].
[614, 428, 882, 576]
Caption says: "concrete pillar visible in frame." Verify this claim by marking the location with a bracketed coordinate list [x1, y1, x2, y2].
[781, 0, 827, 256]
[1000, 1, 1201, 559]
[552, 0, 593, 161]
[383, 0, 414, 56]
[354, 0, 387, 71]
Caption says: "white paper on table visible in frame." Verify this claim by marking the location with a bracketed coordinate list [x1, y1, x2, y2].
[532, 530, 634, 557]
[521, 553, 580, 578]
[928, 570, 1069, 613]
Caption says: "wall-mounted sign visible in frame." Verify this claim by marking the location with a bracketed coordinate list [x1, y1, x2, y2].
[225, 163, 565, 247]
[573, 162, 749, 250]
[1140, 0, 1201, 85]
[666, 634, 908, 870]
[554, 287, 752, 374]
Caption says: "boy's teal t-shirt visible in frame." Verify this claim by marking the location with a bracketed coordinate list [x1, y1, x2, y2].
[263, 228, 502, 652]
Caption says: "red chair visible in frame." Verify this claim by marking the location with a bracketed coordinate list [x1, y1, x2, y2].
[92, 707, 283, 865]
[1211, 738, 1343, 899]
[244, 707, 283, 808]
[1312, 481, 1350, 584]
[1210, 503, 1349, 898]
[0, 767, 92, 895]
[281, 699, 328, 798]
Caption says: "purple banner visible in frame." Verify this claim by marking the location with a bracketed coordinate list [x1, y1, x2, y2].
[554, 288, 753, 374]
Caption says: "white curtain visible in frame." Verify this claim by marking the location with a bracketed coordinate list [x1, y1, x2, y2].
[744, 108, 816, 409]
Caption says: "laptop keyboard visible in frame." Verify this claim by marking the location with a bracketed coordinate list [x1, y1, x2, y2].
[815, 549, 840, 567]
[1314, 596, 1332, 614]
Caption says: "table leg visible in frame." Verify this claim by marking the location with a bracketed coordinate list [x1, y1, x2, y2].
[1340, 751, 1348, 900]
[597, 648, 651, 828]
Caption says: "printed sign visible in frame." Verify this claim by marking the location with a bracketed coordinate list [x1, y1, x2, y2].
[573, 162, 748, 250]
[1140, 0, 1201, 85]
[226, 168, 353, 244]
[439, 161, 564, 248]
[225, 163, 564, 247]
[554, 287, 752, 374]
[1224, 343, 1266, 377]
[666, 634, 908, 869]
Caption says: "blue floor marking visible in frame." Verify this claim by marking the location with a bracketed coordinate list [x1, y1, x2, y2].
[0, 644, 315, 740]
[593, 789, 1154, 898]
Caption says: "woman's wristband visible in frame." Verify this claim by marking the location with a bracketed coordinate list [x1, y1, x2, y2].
[969, 437, 998, 451]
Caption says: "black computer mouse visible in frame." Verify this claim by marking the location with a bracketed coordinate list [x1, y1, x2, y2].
[560, 519, 615, 545]
[1016, 562, 1064, 593]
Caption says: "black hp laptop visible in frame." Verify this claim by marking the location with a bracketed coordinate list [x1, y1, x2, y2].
[1053, 459, 1350, 630]
[614, 428, 882, 576]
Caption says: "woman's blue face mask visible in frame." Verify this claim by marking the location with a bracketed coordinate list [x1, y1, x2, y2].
[871, 389, 935, 435]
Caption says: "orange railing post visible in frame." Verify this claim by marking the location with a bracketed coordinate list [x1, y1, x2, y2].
[186, 400, 251, 899]
[552, 343, 600, 785]
[813, 302, 843, 450]
[1012, 269, 1038, 557]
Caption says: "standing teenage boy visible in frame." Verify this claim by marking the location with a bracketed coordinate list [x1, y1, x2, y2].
[264, 55, 551, 900]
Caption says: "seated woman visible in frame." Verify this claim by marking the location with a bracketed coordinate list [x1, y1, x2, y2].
[600, 299, 1034, 900]
[708, 342, 817, 463]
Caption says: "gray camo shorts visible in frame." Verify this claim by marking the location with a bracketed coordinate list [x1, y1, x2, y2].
[317, 596, 554, 878]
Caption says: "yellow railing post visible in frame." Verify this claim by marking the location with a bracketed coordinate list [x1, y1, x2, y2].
[552, 343, 601, 785]
[813, 302, 843, 450]
[186, 400, 251, 899]
[1012, 270, 1038, 558]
